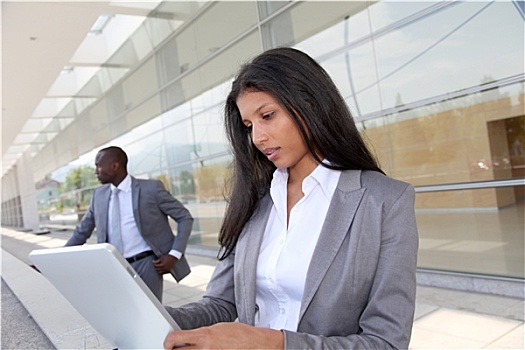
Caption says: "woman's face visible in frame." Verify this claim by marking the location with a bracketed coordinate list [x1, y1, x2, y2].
[236, 90, 317, 174]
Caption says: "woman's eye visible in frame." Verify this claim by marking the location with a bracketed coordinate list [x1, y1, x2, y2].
[245, 124, 253, 133]
[262, 112, 274, 119]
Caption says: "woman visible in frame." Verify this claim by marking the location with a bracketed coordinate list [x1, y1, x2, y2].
[164, 47, 418, 349]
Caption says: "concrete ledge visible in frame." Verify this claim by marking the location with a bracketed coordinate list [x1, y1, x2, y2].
[1, 249, 113, 349]
[186, 245, 219, 258]
[0, 226, 51, 235]
[417, 269, 525, 299]
[33, 229, 51, 235]
[40, 224, 74, 231]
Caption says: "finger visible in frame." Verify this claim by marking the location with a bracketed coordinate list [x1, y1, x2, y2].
[164, 332, 194, 350]
[165, 328, 208, 349]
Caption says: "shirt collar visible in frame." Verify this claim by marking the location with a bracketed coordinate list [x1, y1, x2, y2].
[110, 174, 131, 193]
[272, 168, 289, 186]
[271, 162, 341, 200]
[306, 162, 340, 200]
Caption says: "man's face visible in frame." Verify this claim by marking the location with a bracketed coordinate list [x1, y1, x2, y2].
[94, 151, 117, 184]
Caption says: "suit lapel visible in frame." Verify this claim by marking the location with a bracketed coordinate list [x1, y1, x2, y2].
[299, 170, 365, 322]
[236, 195, 273, 325]
[235, 171, 364, 324]
[98, 185, 111, 243]
[131, 177, 142, 234]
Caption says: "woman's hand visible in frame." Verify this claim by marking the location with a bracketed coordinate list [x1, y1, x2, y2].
[164, 322, 284, 350]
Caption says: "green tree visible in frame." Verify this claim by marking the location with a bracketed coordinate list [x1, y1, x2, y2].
[61, 166, 99, 211]
[179, 170, 195, 195]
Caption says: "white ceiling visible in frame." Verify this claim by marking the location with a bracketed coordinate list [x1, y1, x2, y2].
[1, 1, 158, 175]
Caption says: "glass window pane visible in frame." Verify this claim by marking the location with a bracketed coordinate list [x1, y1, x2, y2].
[369, 1, 437, 30]
[257, 1, 290, 19]
[416, 186, 524, 279]
[125, 133, 166, 176]
[161, 31, 260, 114]
[321, 48, 383, 117]
[129, 24, 154, 62]
[363, 83, 525, 185]
[143, 17, 179, 49]
[295, 4, 371, 56]
[126, 95, 162, 130]
[164, 118, 194, 166]
[122, 57, 157, 108]
[193, 31, 260, 97]
[119, 114, 163, 146]
[173, 1, 257, 72]
[262, 1, 371, 49]
[191, 105, 228, 160]
[373, 1, 524, 110]
[161, 100, 192, 127]
[170, 155, 231, 249]
[154, 0, 208, 25]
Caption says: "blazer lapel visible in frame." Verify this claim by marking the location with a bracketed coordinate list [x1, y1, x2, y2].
[299, 170, 365, 322]
[131, 177, 142, 234]
[97, 185, 111, 243]
[236, 195, 273, 325]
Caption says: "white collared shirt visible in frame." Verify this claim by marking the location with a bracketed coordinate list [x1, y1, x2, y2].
[255, 164, 341, 331]
[108, 175, 182, 259]
[108, 175, 152, 259]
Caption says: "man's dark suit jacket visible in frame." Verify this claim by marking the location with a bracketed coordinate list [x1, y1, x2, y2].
[66, 176, 194, 282]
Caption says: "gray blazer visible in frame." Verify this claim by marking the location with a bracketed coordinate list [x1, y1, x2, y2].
[166, 170, 418, 349]
[65, 176, 194, 282]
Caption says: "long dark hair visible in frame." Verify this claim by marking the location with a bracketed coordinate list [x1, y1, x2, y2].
[218, 47, 383, 260]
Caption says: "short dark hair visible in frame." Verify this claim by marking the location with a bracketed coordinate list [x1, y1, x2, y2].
[98, 146, 128, 168]
[218, 47, 383, 259]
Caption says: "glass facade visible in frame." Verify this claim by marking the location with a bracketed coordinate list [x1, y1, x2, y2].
[19, 1, 523, 279]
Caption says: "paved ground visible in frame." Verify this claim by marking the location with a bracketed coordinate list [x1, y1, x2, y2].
[1, 279, 56, 350]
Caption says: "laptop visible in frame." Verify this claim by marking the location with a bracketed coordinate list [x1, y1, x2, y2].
[29, 243, 181, 350]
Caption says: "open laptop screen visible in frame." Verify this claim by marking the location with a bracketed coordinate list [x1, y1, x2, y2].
[29, 243, 180, 350]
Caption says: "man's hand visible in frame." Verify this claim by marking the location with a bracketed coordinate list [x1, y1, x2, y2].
[153, 254, 177, 274]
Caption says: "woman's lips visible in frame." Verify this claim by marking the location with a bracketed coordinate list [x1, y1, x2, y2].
[263, 147, 280, 162]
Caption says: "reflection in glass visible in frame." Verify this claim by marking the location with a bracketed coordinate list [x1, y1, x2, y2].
[362, 83, 524, 186]
[126, 133, 167, 176]
[166, 156, 231, 248]
[191, 107, 228, 160]
[506, 115, 525, 181]
[372, 1, 524, 110]
[257, 1, 290, 19]
[416, 187, 524, 278]
[368, 1, 433, 31]
[262, 2, 370, 50]
[163, 119, 194, 165]
[322, 48, 382, 117]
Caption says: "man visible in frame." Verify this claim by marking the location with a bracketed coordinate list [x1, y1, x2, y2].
[65, 146, 194, 301]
